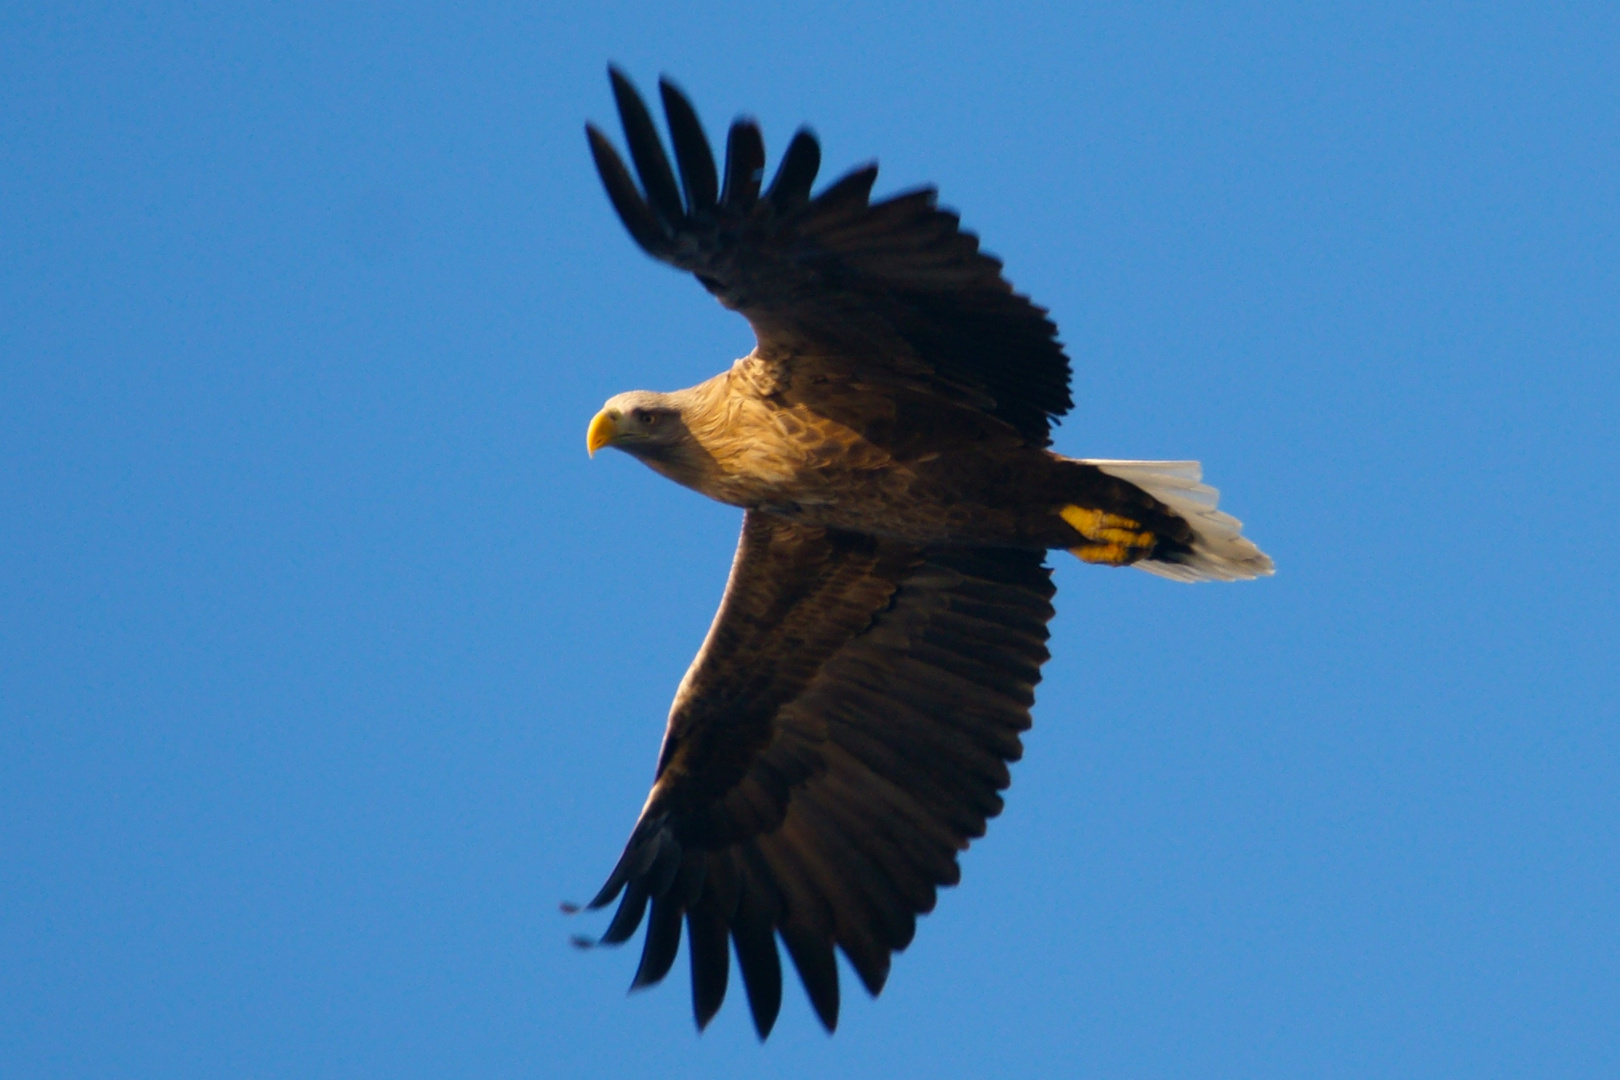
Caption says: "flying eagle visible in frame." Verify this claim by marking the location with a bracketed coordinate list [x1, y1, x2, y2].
[576, 68, 1272, 1037]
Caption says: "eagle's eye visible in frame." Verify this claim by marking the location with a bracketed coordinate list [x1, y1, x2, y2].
[635, 409, 656, 426]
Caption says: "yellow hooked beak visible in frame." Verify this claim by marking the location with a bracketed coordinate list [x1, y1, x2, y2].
[586, 409, 618, 457]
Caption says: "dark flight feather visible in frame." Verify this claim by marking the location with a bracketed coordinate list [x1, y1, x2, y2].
[608, 67, 684, 230]
[631, 896, 683, 989]
[585, 126, 667, 255]
[686, 900, 730, 1028]
[780, 920, 841, 1032]
[598, 877, 650, 947]
[721, 120, 765, 212]
[658, 77, 719, 215]
[765, 128, 820, 215]
[731, 859, 784, 1037]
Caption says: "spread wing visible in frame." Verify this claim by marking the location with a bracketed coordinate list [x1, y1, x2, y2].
[582, 511, 1056, 1036]
[586, 68, 1073, 446]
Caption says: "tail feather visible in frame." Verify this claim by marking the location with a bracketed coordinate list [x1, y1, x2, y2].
[1082, 459, 1273, 583]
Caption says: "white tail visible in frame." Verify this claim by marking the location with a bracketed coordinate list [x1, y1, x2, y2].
[1083, 459, 1274, 583]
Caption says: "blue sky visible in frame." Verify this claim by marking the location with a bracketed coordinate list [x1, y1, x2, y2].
[3, 3, 1616, 1077]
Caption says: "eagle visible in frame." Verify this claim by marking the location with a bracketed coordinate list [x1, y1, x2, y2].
[574, 68, 1272, 1038]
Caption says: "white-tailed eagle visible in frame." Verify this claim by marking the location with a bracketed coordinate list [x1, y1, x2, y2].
[574, 68, 1272, 1038]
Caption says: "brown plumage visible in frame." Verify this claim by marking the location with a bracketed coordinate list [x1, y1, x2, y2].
[577, 68, 1273, 1038]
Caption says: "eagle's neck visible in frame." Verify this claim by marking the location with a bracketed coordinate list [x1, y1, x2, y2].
[626, 374, 740, 504]
[647, 368, 805, 509]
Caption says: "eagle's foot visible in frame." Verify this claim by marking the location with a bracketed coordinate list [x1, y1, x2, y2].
[1060, 505, 1156, 566]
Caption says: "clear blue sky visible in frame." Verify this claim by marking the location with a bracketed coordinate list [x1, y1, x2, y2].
[4, 4, 1616, 1077]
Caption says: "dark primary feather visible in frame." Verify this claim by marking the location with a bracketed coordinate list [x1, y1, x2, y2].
[584, 512, 1055, 1036]
[632, 896, 683, 989]
[765, 129, 820, 214]
[609, 67, 684, 230]
[686, 902, 730, 1028]
[659, 78, 718, 214]
[721, 120, 765, 212]
[587, 68, 1073, 445]
[585, 125, 667, 255]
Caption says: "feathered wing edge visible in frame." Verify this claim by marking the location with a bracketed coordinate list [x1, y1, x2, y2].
[578, 523, 1055, 1038]
[585, 67, 818, 259]
[584, 67, 1074, 445]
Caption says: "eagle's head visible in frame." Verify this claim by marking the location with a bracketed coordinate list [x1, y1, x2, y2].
[586, 390, 688, 459]
[586, 388, 728, 499]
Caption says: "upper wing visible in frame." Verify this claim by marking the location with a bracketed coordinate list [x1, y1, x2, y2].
[586, 68, 1073, 446]
[583, 511, 1056, 1036]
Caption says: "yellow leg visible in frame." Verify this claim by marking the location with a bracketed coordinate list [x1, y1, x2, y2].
[1060, 505, 1156, 566]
